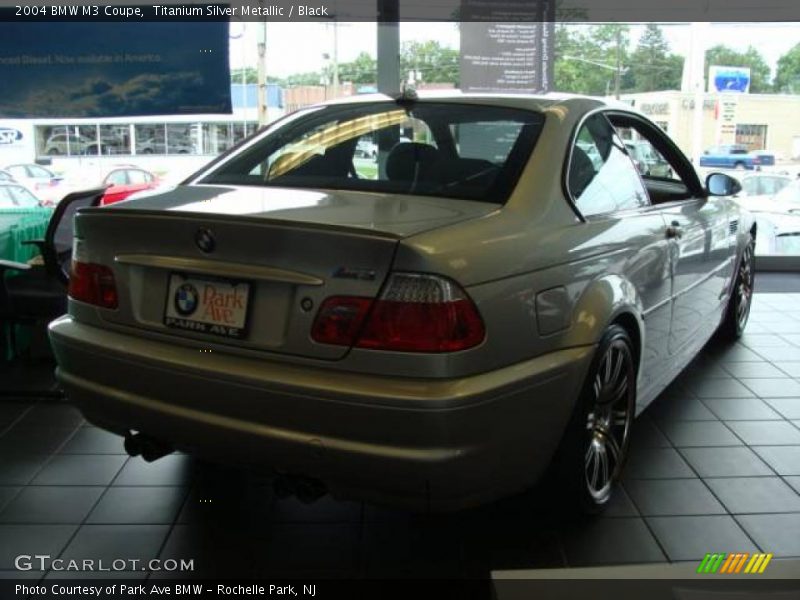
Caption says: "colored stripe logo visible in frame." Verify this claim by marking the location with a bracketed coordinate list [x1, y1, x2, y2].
[697, 552, 773, 574]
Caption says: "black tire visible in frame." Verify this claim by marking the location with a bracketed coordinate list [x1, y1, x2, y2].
[719, 237, 755, 341]
[553, 324, 636, 514]
[734, 161, 746, 170]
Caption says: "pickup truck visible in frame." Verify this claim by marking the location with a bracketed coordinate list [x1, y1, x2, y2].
[699, 144, 775, 170]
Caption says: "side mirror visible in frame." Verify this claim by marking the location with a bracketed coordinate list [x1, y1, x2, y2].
[706, 172, 742, 197]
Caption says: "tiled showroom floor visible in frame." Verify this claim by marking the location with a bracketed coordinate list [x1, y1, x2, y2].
[1, 292, 799, 580]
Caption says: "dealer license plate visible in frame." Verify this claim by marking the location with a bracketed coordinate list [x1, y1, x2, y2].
[164, 273, 251, 339]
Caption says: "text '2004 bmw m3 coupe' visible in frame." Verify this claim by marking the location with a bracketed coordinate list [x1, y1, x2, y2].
[49, 93, 754, 512]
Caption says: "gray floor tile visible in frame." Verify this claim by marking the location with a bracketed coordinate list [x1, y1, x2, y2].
[59, 427, 126, 455]
[0, 427, 77, 455]
[605, 485, 639, 517]
[752, 447, 800, 476]
[741, 378, 800, 398]
[708, 346, 765, 363]
[722, 362, 788, 379]
[0, 487, 20, 513]
[0, 454, 50, 486]
[623, 447, 695, 480]
[0, 403, 29, 429]
[726, 421, 800, 446]
[14, 403, 84, 429]
[0, 486, 103, 524]
[740, 335, 795, 349]
[650, 397, 718, 423]
[660, 421, 742, 447]
[629, 417, 671, 450]
[736, 514, 800, 557]
[764, 398, 800, 419]
[561, 518, 666, 566]
[646, 515, 759, 560]
[702, 398, 784, 421]
[0, 525, 77, 569]
[113, 455, 194, 486]
[755, 347, 800, 362]
[679, 447, 774, 478]
[31, 455, 127, 486]
[705, 477, 800, 514]
[624, 479, 726, 516]
[87, 486, 188, 524]
[775, 363, 800, 377]
[60, 524, 170, 563]
[689, 378, 756, 399]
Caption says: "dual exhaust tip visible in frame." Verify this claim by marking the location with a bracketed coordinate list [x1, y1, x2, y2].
[122, 431, 328, 504]
[123, 431, 174, 463]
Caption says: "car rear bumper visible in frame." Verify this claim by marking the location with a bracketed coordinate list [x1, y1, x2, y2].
[49, 316, 593, 511]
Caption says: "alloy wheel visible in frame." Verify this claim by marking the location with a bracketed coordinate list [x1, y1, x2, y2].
[737, 243, 754, 330]
[584, 340, 634, 502]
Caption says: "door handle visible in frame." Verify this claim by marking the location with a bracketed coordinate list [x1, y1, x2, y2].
[666, 221, 682, 239]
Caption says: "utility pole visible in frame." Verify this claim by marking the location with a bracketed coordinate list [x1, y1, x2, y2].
[256, 21, 268, 126]
[332, 21, 340, 99]
[614, 27, 622, 100]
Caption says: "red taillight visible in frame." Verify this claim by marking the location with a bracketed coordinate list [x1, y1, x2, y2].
[310, 296, 372, 346]
[311, 273, 485, 353]
[68, 261, 118, 309]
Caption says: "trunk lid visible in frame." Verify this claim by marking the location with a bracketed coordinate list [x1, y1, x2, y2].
[74, 184, 496, 360]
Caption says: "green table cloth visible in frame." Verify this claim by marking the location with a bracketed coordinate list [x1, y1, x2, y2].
[0, 206, 53, 265]
[0, 206, 54, 361]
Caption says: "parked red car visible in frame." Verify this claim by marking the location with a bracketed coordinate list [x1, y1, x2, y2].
[100, 167, 159, 205]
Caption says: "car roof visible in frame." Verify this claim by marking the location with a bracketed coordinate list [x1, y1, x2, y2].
[315, 90, 632, 114]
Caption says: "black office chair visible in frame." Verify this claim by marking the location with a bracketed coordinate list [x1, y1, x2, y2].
[0, 187, 105, 357]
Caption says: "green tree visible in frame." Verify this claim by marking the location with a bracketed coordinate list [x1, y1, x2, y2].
[705, 45, 772, 93]
[774, 42, 800, 93]
[338, 52, 377, 84]
[554, 24, 630, 96]
[401, 40, 459, 85]
[627, 24, 683, 92]
[230, 68, 283, 85]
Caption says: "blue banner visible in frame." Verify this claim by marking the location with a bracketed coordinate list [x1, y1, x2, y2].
[0, 22, 231, 118]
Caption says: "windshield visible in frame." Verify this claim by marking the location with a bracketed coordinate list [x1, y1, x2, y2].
[202, 102, 545, 204]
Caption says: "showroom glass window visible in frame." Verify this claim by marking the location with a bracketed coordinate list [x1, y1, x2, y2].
[202, 103, 545, 204]
[568, 113, 649, 217]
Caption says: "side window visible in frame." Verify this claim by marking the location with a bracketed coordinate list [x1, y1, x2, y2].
[105, 170, 128, 186]
[0, 187, 14, 208]
[127, 170, 148, 184]
[568, 114, 649, 217]
[741, 178, 759, 196]
[27, 165, 51, 178]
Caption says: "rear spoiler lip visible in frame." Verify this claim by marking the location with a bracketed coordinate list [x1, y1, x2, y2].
[75, 207, 405, 242]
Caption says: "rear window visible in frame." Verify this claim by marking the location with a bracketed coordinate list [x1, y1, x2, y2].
[202, 102, 544, 204]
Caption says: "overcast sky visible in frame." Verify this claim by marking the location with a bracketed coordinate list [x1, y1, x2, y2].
[229, 22, 800, 81]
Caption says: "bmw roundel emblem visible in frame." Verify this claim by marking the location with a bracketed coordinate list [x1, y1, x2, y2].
[174, 283, 199, 316]
[195, 228, 215, 253]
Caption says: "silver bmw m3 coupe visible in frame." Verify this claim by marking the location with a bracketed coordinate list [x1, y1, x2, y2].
[49, 93, 754, 512]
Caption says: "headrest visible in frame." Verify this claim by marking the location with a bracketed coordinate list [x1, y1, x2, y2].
[385, 142, 440, 182]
